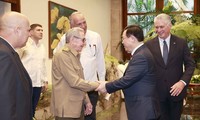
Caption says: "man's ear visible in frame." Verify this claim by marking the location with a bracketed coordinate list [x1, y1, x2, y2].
[130, 35, 137, 42]
[29, 30, 32, 36]
[13, 26, 20, 36]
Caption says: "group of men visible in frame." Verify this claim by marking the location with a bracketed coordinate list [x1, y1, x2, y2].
[51, 12, 105, 120]
[0, 11, 195, 120]
[0, 11, 105, 120]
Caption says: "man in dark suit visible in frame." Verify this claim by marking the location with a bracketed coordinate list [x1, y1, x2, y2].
[145, 13, 195, 120]
[0, 12, 32, 120]
[96, 25, 160, 120]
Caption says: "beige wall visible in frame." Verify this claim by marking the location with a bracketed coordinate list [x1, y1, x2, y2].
[20, 0, 111, 83]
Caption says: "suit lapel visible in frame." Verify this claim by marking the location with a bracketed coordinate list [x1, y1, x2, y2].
[123, 45, 144, 76]
[152, 38, 166, 67]
[167, 35, 177, 65]
[153, 35, 177, 67]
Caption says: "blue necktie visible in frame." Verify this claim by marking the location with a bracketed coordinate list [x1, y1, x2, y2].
[163, 40, 168, 65]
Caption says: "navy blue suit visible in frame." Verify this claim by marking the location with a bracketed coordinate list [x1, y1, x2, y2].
[106, 45, 160, 120]
[145, 35, 195, 120]
[0, 38, 32, 120]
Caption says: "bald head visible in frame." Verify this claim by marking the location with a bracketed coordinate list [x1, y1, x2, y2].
[69, 11, 87, 33]
[0, 12, 30, 48]
[0, 12, 29, 30]
[69, 12, 85, 24]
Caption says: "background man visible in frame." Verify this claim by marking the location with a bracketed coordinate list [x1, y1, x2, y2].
[18, 24, 48, 119]
[0, 12, 32, 120]
[145, 13, 195, 120]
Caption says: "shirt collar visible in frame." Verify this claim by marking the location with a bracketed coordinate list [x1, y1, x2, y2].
[158, 34, 171, 45]
[28, 38, 41, 47]
[0, 36, 15, 51]
[131, 42, 144, 56]
[63, 44, 79, 57]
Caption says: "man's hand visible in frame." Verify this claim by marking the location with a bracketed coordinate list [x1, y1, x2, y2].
[84, 102, 93, 115]
[42, 82, 48, 92]
[170, 80, 185, 96]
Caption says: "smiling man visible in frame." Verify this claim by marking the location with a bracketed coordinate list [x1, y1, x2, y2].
[145, 13, 195, 120]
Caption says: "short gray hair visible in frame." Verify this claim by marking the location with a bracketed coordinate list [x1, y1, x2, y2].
[154, 13, 172, 25]
[65, 27, 84, 43]
[69, 11, 85, 26]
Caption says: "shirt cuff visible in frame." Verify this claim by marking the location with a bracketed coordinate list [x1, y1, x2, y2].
[180, 80, 186, 86]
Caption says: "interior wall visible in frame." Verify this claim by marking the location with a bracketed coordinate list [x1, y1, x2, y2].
[0, 1, 11, 17]
[20, 0, 111, 83]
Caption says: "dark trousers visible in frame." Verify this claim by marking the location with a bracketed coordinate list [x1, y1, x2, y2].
[55, 113, 84, 120]
[85, 91, 99, 120]
[159, 99, 183, 120]
[55, 116, 84, 120]
[32, 87, 42, 117]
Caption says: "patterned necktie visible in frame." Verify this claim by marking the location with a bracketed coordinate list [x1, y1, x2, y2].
[163, 40, 168, 65]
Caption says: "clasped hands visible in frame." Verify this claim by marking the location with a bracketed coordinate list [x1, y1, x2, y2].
[95, 81, 108, 93]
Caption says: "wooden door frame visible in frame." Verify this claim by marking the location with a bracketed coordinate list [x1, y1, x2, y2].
[0, 0, 20, 12]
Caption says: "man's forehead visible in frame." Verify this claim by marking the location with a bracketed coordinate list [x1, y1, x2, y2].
[34, 26, 43, 30]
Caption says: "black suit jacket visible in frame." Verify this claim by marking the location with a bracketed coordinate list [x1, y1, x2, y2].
[145, 35, 195, 101]
[106, 45, 160, 120]
[0, 38, 32, 120]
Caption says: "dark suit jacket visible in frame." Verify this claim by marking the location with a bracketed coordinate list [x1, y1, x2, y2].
[0, 38, 32, 120]
[106, 45, 160, 120]
[145, 35, 195, 101]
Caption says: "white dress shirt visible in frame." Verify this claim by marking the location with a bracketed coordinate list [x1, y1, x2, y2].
[131, 43, 144, 56]
[20, 39, 47, 87]
[54, 30, 106, 81]
[158, 35, 170, 57]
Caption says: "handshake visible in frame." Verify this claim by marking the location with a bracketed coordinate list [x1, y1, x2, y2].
[95, 81, 112, 100]
[95, 81, 108, 93]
